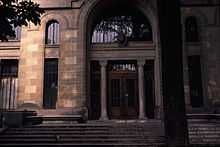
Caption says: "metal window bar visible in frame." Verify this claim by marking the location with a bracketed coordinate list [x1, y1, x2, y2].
[0, 60, 18, 110]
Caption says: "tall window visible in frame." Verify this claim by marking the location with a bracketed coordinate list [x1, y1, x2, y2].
[91, 6, 152, 43]
[46, 20, 60, 45]
[188, 56, 204, 107]
[185, 17, 199, 42]
[0, 60, 19, 109]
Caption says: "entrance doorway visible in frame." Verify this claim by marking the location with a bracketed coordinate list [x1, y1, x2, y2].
[108, 61, 138, 118]
[89, 60, 156, 119]
[108, 74, 138, 118]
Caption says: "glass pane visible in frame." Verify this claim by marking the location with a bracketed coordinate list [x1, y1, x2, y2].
[46, 21, 59, 45]
[1, 60, 18, 77]
[111, 79, 120, 107]
[126, 79, 135, 107]
[91, 6, 152, 43]
[108, 63, 136, 71]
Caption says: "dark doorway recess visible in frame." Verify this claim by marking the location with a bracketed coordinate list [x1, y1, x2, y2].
[145, 60, 155, 119]
[188, 56, 204, 107]
[90, 61, 101, 119]
[43, 58, 58, 109]
[108, 61, 138, 118]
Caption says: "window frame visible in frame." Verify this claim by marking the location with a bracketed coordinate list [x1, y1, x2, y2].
[45, 20, 60, 45]
[91, 6, 153, 43]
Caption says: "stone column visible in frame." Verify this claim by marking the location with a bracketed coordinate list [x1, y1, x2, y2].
[138, 60, 147, 119]
[99, 60, 108, 120]
[0, 59, 1, 76]
[0, 59, 1, 83]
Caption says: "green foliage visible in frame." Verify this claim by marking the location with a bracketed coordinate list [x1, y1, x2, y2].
[0, 0, 45, 41]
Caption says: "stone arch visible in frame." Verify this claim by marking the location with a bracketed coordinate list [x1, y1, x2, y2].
[39, 12, 69, 108]
[77, 0, 162, 118]
[78, 0, 159, 44]
[39, 12, 69, 46]
[40, 12, 69, 30]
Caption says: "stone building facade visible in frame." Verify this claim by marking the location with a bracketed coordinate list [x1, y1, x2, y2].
[0, 0, 219, 120]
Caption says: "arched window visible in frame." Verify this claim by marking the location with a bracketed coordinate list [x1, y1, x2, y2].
[46, 20, 60, 45]
[7, 26, 21, 41]
[91, 6, 152, 43]
[185, 17, 199, 42]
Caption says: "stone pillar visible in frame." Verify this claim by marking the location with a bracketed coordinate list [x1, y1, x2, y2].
[138, 60, 147, 119]
[99, 60, 108, 120]
[0, 59, 1, 76]
[0, 59, 1, 83]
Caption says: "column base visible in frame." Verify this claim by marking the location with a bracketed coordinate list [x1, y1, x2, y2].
[138, 116, 148, 120]
[99, 116, 109, 121]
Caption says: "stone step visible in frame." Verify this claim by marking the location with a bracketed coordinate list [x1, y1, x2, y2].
[189, 128, 220, 132]
[0, 143, 165, 147]
[6, 128, 163, 133]
[189, 131, 220, 134]
[0, 134, 165, 139]
[0, 138, 165, 143]
[4, 131, 163, 136]
[189, 124, 219, 127]
[0, 120, 165, 146]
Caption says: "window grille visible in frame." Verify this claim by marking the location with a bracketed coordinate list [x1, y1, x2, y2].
[0, 60, 19, 109]
[91, 6, 152, 43]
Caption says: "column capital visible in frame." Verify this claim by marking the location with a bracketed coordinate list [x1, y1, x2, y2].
[137, 59, 146, 67]
[99, 59, 108, 67]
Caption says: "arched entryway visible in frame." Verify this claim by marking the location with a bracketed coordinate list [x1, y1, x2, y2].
[82, 0, 161, 120]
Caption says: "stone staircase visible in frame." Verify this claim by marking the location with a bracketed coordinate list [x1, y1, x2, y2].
[0, 120, 165, 146]
[1, 115, 220, 146]
[188, 115, 220, 146]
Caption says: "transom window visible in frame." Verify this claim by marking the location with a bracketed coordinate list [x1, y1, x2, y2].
[46, 20, 60, 45]
[91, 6, 152, 43]
[108, 61, 137, 71]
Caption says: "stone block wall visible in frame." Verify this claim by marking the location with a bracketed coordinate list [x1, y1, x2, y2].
[182, 6, 220, 110]
[17, 25, 45, 108]
[0, 0, 219, 115]
[17, 7, 86, 110]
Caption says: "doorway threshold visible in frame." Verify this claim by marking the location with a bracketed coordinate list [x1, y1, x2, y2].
[88, 119, 162, 124]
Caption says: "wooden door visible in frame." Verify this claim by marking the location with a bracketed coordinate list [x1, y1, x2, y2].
[43, 59, 58, 109]
[109, 74, 138, 118]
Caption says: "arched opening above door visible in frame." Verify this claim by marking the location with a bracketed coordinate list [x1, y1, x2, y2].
[91, 6, 152, 43]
